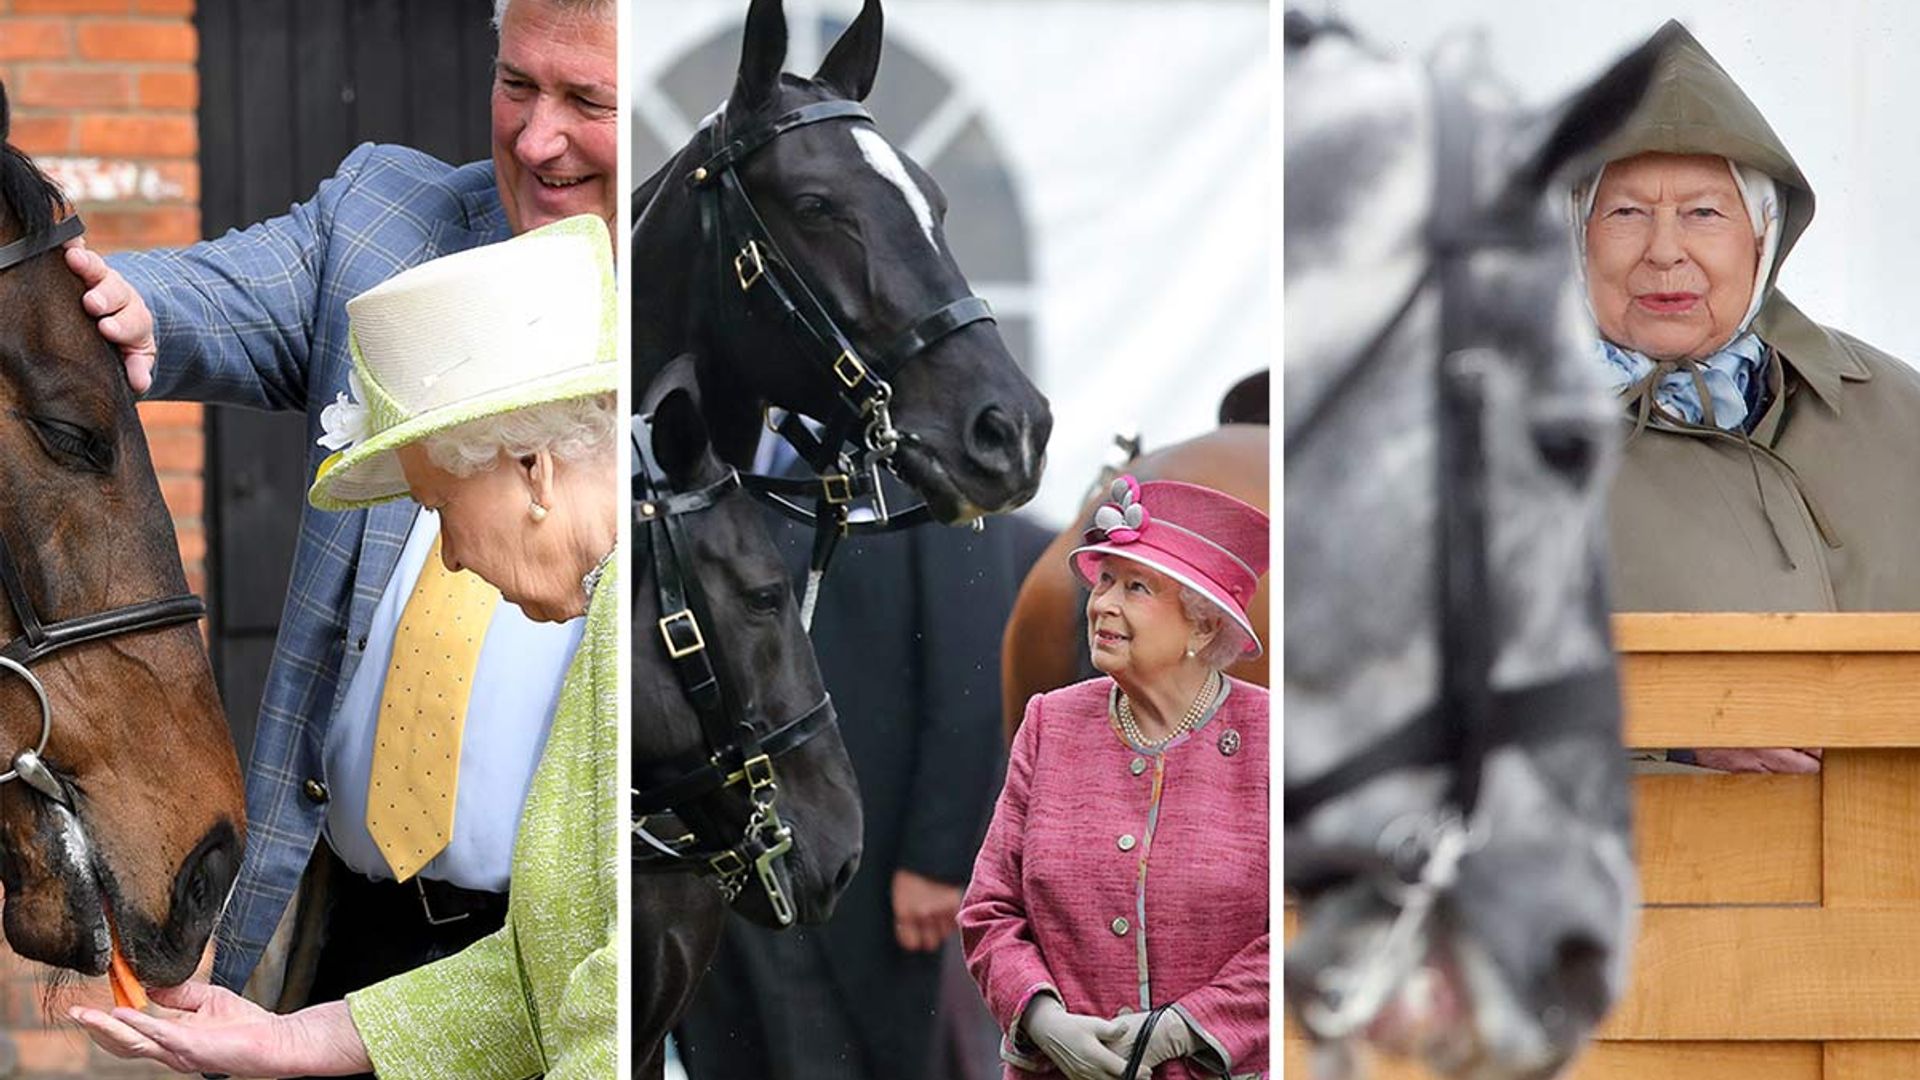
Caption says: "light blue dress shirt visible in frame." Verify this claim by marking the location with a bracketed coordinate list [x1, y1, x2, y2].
[323, 510, 585, 892]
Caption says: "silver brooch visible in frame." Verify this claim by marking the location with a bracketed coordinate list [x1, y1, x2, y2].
[1218, 729, 1241, 757]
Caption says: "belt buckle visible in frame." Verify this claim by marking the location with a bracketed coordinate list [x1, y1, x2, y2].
[416, 877, 471, 927]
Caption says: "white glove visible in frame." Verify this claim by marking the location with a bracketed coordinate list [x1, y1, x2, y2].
[1021, 994, 1130, 1080]
[1110, 1009, 1198, 1074]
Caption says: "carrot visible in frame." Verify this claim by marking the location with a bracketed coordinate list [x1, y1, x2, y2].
[107, 930, 149, 1011]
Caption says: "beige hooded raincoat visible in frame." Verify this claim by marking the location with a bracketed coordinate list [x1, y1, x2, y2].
[1596, 22, 1920, 613]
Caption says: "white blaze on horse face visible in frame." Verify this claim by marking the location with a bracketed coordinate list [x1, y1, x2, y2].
[850, 126, 939, 251]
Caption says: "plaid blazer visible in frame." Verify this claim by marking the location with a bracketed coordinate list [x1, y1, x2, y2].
[111, 143, 511, 991]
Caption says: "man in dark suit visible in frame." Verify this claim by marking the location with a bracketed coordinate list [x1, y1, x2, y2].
[675, 476, 1053, 1080]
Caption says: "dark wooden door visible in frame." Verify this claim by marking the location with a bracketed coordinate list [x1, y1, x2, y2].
[195, 0, 497, 760]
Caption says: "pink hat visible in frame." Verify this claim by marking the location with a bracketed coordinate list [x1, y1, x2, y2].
[1070, 476, 1269, 658]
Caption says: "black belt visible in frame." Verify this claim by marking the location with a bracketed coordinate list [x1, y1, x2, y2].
[345, 871, 507, 928]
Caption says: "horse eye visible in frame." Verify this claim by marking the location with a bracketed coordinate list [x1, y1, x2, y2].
[21, 413, 113, 474]
[792, 194, 833, 221]
[744, 584, 785, 616]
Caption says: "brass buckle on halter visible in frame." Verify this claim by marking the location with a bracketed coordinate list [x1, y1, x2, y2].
[821, 473, 853, 505]
[659, 609, 706, 658]
[735, 241, 767, 291]
[710, 849, 747, 878]
[743, 753, 777, 794]
[833, 350, 867, 389]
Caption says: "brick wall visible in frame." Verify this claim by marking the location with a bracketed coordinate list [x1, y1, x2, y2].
[1, 1, 201, 1074]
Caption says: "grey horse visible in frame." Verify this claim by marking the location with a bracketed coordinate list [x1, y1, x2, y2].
[1283, 14, 1658, 1079]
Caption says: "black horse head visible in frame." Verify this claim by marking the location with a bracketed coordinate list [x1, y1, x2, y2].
[0, 79, 244, 988]
[634, 0, 1052, 525]
[633, 356, 863, 930]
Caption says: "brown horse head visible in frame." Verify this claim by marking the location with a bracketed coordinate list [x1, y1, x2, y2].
[0, 82, 244, 988]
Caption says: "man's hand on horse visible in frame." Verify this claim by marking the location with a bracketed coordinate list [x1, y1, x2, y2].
[891, 868, 961, 952]
[63, 238, 157, 394]
[1691, 747, 1823, 774]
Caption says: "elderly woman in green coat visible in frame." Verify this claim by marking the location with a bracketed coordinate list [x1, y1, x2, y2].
[68, 216, 619, 1076]
[1581, 22, 1920, 772]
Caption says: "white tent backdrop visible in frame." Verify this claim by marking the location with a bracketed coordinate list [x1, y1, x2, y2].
[1323, 0, 1920, 371]
[633, 0, 1270, 527]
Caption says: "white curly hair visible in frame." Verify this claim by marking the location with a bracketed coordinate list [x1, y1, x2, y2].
[492, 0, 614, 30]
[1178, 586, 1250, 670]
[421, 392, 617, 478]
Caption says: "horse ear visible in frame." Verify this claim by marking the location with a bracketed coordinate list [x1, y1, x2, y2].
[1493, 22, 1663, 209]
[651, 386, 713, 488]
[815, 0, 884, 102]
[1, 78, 12, 143]
[642, 354, 713, 486]
[733, 0, 790, 114]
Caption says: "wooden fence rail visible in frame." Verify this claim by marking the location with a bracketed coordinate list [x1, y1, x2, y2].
[1287, 613, 1920, 1079]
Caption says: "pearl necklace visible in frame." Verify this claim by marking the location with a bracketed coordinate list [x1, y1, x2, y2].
[1117, 670, 1221, 750]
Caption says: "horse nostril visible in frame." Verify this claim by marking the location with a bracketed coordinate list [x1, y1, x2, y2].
[173, 828, 239, 923]
[1531, 415, 1600, 486]
[964, 404, 1021, 467]
[833, 853, 859, 894]
[1544, 930, 1613, 1030]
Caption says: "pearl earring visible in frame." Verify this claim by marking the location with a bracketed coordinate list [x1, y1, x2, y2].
[1185, 645, 1197, 659]
[529, 501, 549, 523]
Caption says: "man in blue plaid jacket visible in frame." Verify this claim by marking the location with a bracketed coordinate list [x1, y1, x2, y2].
[64, 0, 616, 1022]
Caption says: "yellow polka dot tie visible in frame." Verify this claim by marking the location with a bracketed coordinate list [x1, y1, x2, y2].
[366, 535, 499, 882]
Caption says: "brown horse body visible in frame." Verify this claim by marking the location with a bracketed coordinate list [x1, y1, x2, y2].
[1000, 423, 1269, 742]
[0, 82, 243, 986]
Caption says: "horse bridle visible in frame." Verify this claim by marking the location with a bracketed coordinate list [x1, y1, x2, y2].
[0, 213, 209, 808]
[685, 97, 996, 615]
[629, 412, 839, 926]
[1282, 59, 1621, 1038]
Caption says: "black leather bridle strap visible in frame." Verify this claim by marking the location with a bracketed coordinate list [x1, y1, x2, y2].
[1430, 68, 1503, 820]
[0, 215, 84, 273]
[689, 100, 872, 181]
[631, 695, 834, 818]
[1283, 665, 1621, 828]
[876, 295, 996, 375]
[0, 506, 205, 666]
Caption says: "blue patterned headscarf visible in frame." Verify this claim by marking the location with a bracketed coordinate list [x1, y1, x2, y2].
[1596, 331, 1766, 431]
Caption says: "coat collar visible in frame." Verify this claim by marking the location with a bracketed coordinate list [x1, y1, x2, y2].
[1754, 291, 1872, 415]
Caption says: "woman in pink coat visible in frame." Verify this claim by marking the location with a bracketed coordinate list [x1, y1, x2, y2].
[962, 477, 1269, 1080]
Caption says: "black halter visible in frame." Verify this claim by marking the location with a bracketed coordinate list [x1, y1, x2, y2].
[1282, 74, 1619, 838]
[0, 214, 209, 807]
[685, 98, 995, 600]
[629, 413, 838, 926]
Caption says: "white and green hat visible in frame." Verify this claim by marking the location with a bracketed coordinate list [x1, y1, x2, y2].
[307, 213, 617, 511]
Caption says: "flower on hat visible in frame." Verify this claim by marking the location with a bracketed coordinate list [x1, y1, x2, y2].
[1086, 474, 1150, 544]
[317, 370, 369, 452]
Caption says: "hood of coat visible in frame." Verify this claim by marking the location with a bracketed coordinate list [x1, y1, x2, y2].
[1583, 20, 1872, 405]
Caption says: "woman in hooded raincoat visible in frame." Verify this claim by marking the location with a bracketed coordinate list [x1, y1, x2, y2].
[1578, 22, 1920, 772]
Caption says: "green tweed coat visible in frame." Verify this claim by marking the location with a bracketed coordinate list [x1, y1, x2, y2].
[348, 563, 618, 1078]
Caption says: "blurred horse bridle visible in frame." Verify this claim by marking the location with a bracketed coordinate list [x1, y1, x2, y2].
[1282, 52, 1621, 1039]
[0, 214, 208, 809]
[629, 412, 838, 926]
[684, 97, 994, 622]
